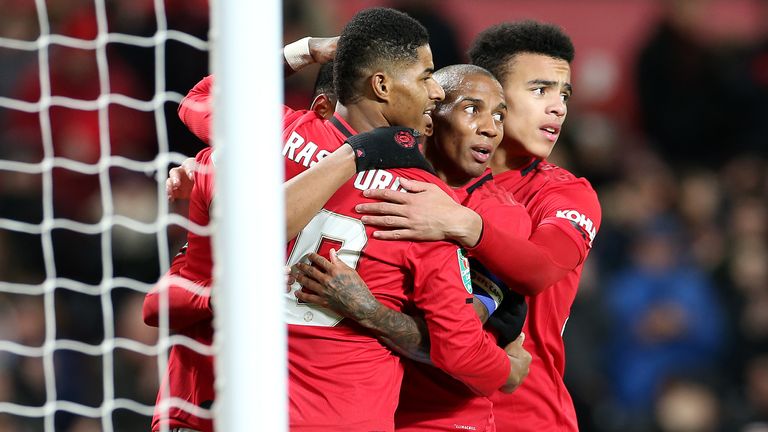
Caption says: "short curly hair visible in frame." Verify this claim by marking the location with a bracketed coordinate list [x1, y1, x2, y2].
[334, 7, 429, 104]
[313, 61, 335, 99]
[468, 20, 574, 82]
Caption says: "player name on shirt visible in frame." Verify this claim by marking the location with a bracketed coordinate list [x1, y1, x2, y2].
[284, 129, 408, 193]
[283, 130, 332, 167]
[353, 170, 407, 192]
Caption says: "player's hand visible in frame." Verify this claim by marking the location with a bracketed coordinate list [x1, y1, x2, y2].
[293, 249, 381, 323]
[308, 36, 339, 64]
[166, 157, 197, 201]
[345, 126, 435, 174]
[356, 178, 481, 245]
[486, 289, 528, 347]
[500, 333, 531, 393]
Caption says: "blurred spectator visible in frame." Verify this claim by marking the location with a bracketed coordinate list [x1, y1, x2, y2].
[740, 355, 768, 429]
[603, 216, 725, 425]
[655, 378, 721, 432]
[390, 0, 464, 67]
[635, 0, 724, 168]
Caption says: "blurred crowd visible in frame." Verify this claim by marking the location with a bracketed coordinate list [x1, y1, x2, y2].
[0, 0, 767, 431]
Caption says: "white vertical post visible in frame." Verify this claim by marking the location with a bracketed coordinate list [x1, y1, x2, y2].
[210, 0, 286, 431]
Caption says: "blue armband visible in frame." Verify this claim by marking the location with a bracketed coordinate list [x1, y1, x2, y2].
[469, 258, 509, 315]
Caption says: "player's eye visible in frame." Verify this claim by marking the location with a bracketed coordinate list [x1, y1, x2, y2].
[492, 112, 504, 122]
[561, 92, 570, 103]
[463, 105, 477, 115]
[532, 88, 544, 96]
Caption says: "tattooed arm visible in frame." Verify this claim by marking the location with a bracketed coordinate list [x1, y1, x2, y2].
[293, 250, 431, 364]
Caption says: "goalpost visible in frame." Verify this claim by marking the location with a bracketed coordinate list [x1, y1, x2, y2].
[211, 0, 287, 431]
[0, 0, 287, 430]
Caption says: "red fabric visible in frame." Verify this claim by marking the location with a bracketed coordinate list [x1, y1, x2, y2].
[489, 160, 601, 432]
[177, 75, 214, 145]
[142, 248, 212, 329]
[280, 106, 510, 431]
[176, 78, 513, 430]
[396, 171, 530, 432]
[148, 148, 215, 432]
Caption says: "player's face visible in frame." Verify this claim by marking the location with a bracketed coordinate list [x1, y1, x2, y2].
[430, 73, 506, 186]
[386, 45, 445, 133]
[498, 53, 571, 163]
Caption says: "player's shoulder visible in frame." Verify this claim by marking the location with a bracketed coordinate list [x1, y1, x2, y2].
[532, 161, 597, 196]
[283, 105, 320, 129]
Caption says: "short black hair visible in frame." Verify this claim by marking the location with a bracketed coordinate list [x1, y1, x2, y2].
[313, 61, 335, 99]
[468, 20, 574, 82]
[334, 7, 429, 104]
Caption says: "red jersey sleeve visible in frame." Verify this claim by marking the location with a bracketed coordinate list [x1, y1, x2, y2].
[406, 241, 511, 397]
[468, 182, 601, 297]
[179, 74, 303, 146]
[178, 75, 214, 144]
[534, 183, 601, 258]
[142, 246, 213, 329]
[144, 147, 216, 329]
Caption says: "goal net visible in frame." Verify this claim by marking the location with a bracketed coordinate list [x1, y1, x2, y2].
[0, 0, 284, 430]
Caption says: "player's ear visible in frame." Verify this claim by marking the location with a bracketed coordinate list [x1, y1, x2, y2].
[371, 71, 390, 102]
[310, 94, 335, 120]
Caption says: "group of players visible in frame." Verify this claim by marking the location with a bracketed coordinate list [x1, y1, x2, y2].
[142, 7, 601, 432]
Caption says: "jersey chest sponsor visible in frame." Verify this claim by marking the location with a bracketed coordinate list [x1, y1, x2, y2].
[555, 209, 597, 245]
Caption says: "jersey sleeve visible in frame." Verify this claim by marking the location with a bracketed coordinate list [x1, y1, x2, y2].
[406, 241, 511, 397]
[142, 247, 213, 329]
[534, 182, 601, 259]
[144, 148, 216, 329]
[179, 74, 303, 146]
[178, 75, 214, 144]
[467, 182, 601, 297]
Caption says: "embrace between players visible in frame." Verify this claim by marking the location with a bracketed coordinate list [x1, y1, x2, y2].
[143, 7, 601, 432]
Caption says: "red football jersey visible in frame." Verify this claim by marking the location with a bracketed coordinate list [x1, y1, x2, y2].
[395, 171, 531, 432]
[178, 75, 513, 431]
[489, 159, 601, 432]
[147, 147, 216, 432]
[281, 108, 512, 431]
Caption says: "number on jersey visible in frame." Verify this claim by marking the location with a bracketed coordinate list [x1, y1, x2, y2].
[286, 209, 368, 326]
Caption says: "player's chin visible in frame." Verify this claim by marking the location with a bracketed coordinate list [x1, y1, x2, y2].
[529, 141, 556, 159]
[466, 162, 488, 179]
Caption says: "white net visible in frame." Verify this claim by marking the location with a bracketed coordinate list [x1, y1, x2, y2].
[0, 0, 212, 430]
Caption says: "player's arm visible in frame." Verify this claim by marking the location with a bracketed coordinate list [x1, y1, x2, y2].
[293, 250, 431, 364]
[178, 37, 337, 144]
[145, 148, 217, 329]
[169, 127, 432, 241]
[357, 179, 595, 296]
[142, 247, 213, 329]
[469, 186, 601, 296]
[283, 36, 338, 77]
[167, 147, 356, 241]
[408, 242, 531, 396]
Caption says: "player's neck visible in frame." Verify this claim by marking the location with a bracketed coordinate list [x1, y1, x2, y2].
[334, 102, 389, 134]
[490, 145, 537, 174]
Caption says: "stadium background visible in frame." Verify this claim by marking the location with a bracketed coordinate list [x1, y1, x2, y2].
[0, 0, 767, 430]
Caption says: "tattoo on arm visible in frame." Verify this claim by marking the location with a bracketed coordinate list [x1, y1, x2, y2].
[323, 273, 431, 363]
[368, 309, 431, 365]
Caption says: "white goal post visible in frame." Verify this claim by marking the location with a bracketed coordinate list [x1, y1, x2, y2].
[210, 0, 287, 431]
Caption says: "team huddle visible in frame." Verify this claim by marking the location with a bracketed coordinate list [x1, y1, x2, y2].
[142, 7, 601, 432]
